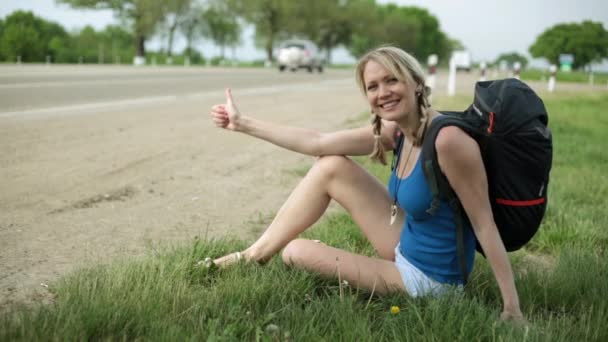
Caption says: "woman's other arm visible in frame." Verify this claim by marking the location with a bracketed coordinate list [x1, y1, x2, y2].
[436, 126, 524, 322]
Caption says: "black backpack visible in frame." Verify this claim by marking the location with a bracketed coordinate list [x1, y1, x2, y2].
[404, 78, 553, 283]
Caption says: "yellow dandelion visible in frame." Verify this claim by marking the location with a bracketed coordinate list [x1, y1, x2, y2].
[390, 306, 400, 314]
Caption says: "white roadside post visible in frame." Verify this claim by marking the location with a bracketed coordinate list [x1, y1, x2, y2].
[426, 54, 438, 102]
[184, 56, 190, 67]
[46, 55, 51, 66]
[548, 64, 557, 92]
[499, 60, 508, 77]
[133, 56, 146, 66]
[513, 61, 521, 80]
[479, 61, 487, 82]
[447, 55, 456, 97]
[16, 56, 21, 65]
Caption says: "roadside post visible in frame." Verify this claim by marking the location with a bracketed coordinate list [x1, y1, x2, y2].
[447, 56, 456, 97]
[16, 56, 21, 65]
[184, 56, 191, 67]
[46, 55, 51, 66]
[479, 61, 487, 81]
[426, 54, 438, 102]
[548, 64, 557, 92]
[513, 62, 521, 80]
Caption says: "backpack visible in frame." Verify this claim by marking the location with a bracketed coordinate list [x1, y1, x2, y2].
[398, 78, 553, 283]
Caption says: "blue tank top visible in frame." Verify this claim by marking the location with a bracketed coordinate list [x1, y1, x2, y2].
[388, 145, 476, 285]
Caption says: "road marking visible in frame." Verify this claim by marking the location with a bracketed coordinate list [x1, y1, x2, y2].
[0, 79, 352, 119]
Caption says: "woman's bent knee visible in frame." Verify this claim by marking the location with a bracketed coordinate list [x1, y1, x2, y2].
[310, 155, 351, 179]
[282, 239, 315, 266]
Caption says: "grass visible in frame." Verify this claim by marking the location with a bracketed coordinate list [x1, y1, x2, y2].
[521, 69, 608, 85]
[2, 92, 608, 341]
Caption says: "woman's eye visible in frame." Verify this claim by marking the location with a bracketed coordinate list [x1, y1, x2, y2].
[388, 78, 398, 83]
[367, 84, 377, 91]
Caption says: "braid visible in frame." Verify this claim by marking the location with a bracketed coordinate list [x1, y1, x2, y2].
[369, 113, 387, 164]
[413, 86, 432, 146]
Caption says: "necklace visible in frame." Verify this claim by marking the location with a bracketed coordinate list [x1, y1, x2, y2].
[390, 140, 414, 225]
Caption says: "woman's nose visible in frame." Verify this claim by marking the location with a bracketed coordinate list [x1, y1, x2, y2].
[378, 84, 391, 98]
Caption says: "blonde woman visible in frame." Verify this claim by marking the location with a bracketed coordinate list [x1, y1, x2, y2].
[208, 46, 523, 322]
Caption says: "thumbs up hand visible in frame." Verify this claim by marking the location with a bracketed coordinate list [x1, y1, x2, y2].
[211, 88, 242, 131]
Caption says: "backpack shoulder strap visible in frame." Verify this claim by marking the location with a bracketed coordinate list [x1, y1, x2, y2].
[421, 113, 477, 206]
[421, 112, 479, 284]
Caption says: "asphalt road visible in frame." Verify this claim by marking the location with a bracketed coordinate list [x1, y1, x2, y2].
[0, 65, 357, 117]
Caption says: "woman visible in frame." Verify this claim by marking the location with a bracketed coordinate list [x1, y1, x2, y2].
[208, 46, 524, 321]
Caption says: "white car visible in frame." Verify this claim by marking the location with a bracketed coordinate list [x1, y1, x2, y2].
[277, 40, 324, 73]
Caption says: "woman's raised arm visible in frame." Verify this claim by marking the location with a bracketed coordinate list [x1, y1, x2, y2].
[210, 88, 399, 157]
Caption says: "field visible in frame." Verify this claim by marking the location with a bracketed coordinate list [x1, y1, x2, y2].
[1, 88, 607, 340]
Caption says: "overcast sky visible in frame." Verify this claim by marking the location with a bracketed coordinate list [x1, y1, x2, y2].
[1, 0, 607, 66]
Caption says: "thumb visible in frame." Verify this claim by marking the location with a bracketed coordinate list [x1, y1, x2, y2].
[225, 87, 234, 106]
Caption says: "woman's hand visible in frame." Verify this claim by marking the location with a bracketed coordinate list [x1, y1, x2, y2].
[500, 309, 526, 324]
[211, 88, 242, 131]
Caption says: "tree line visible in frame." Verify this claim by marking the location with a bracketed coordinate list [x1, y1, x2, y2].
[1, 0, 606, 69]
[0, 0, 457, 65]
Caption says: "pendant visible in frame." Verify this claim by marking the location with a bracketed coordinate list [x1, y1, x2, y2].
[390, 204, 397, 225]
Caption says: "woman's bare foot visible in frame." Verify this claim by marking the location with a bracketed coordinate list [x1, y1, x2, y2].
[196, 251, 243, 268]
[213, 251, 243, 267]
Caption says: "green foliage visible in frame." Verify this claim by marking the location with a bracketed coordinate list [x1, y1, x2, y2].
[529, 20, 608, 69]
[160, 0, 193, 57]
[287, 0, 374, 64]
[145, 48, 206, 66]
[58, 0, 168, 57]
[202, 1, 241, 59]
[521, 69, 608, 84]
[494, 51, 529, 68]
[0, 10, 68, 62]
[348, 3, 451, 62]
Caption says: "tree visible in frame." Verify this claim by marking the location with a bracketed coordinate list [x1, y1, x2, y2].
[347, 4, 451, 62]
[0, 10, 69, 62]
[202, 1, 241, 59]
[179, 3, 205, 60]
[494, 52, 528, 69]
[0, 19, 4, 60]
[161, 0, 193, 58]
[289, 0, 374, 64]
[56, 0, 167, 61]
[227, 0, 295, 62]
[529, 21, 608, 69]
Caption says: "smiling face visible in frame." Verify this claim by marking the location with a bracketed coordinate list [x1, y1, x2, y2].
[362, 59, 418, 124]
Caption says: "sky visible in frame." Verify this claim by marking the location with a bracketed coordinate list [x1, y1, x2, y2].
[1, 0, 607, 67]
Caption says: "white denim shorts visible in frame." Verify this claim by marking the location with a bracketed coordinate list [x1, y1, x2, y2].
[394, 244, 455, 298]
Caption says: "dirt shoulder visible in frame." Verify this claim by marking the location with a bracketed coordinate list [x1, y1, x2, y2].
[0, 73, 367, 309]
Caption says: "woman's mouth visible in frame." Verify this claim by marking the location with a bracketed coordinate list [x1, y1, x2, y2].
[380, 99, 400, 110]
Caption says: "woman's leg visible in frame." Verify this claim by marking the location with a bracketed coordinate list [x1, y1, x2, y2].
[213, 155, 404, 266]
[281, 239, 405, 294]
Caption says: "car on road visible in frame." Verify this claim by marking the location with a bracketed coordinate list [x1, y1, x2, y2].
[276, 39, 324, 73]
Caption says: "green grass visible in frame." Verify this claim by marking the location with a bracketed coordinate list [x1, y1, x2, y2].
[521, 69, 608, 84]
[2, 92, 608, 341]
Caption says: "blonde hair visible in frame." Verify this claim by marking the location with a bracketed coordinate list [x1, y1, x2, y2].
[355, 46, 432, 164]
